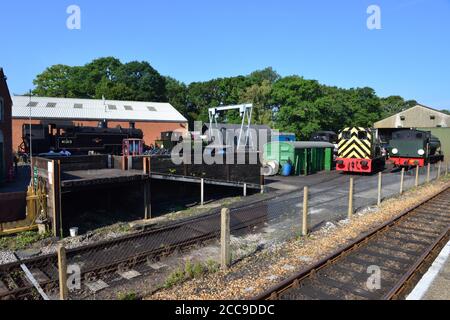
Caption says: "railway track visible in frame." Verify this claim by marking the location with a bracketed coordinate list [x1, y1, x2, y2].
[256, 187, 450, 300]
[0, 171, 440, 300]
[0, 171, 350, 300]
[0, 198, 274, 300]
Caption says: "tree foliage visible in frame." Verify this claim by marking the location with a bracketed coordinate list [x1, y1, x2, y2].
[33, 57, 166, 102]
[32, 58, 423, 139]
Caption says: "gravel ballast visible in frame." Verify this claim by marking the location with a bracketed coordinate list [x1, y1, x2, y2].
[147, 178, 450, 300]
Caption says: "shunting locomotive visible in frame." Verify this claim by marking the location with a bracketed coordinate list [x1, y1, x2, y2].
[388, 129, 444, 168]
[336, 127, 385, 173]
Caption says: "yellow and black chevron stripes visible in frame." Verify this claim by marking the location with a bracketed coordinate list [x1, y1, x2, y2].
[338, 127, 373, 159]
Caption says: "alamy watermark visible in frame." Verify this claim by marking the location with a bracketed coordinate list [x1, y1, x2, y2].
[67, 264, 81, 291]
[366, 265, 382, 291]
[367, 5, 382, 30]
[170, 121, 278, 169]
[66, 5, 81, 30]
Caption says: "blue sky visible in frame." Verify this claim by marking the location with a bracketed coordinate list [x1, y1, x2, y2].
[1, 0, 449, 109]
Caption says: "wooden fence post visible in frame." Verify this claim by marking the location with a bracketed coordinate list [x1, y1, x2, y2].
[49, 160, 62, 238]
[58, 245, 68, 300]
[400, 168, 405, 195]
[427, 163, 431, 183]
[302, 187, 309, 236]
[144, 181, 151, 220]
[200, 178, 204, 206]
[437, 161, 441, 179]
[260, 174, 265, 194]
[348, 178, 354, 220]
[377, 172, 382, 206]
[415, 165, 420, 187]
[220, 208, 231, 270]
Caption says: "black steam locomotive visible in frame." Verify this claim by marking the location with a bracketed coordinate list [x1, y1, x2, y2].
[20, 121, 144, 157]
[388, 129, 444, 168]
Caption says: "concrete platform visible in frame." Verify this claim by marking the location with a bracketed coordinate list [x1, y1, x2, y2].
[407, 241, 450, 300]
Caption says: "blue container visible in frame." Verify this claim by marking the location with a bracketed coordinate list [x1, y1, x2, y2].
[282, 162, 292, 176]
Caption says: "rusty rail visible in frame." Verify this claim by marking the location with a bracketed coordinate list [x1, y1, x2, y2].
[255, 185, 450, 300]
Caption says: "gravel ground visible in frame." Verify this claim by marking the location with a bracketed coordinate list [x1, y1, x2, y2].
[147, 178, 450, 300]
[0, 251, 17, 265]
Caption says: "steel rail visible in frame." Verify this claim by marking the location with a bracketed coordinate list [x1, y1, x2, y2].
[254, 185, 450, 300]
[0, 204, 270, 299]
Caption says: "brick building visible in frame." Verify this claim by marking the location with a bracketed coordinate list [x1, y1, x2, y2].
[0, 68, 13, 182]
[11, 96, 188, 153]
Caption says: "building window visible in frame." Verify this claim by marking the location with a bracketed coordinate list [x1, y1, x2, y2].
[108, 104, 117, 110]
[27, 101, 38, 107]
[400, 116, 406, 121]
[74, 103, 83, 109]
[124, 105, 133, 111]
[147, 106, 157, 112]
[430, 115, 436, 120]
[46, 102, 57, 108]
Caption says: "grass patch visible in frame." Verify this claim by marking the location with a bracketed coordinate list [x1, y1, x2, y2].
[163, 259, 220, 289]
[0, 231, 51, 250]
[117, 291, 139, 300]
[164, 267, 186, 288]
[205, 259, 220, 273]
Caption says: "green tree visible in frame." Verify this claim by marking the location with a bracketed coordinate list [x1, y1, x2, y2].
[239, 80, 273, 125]
[165, 76, 189, 118]
[380, 95, 417, 118]
[270, 76, 323, 138]
[248, 67, 280, 85]
[32, 59, 419, 134]
[33, 58, 167, 102]
[83, 57, 122, 97]
[33, 64, 78, 97]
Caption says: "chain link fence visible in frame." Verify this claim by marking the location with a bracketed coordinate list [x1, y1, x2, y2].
[1, 162, 447, 300]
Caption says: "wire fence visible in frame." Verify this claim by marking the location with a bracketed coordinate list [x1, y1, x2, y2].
[227, 162, 448, 266]
[6, 162, 448, 300]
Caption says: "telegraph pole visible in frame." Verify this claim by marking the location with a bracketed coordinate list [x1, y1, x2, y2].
[28, 90, 33, 187]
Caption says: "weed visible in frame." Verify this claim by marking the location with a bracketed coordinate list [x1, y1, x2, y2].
[0, 237, 8, 250]
[205, 259, 219, 273]
[164, 267, 185, 288]
[163, 260, 217, 289]
[184, 260, 193, 278]
[117, 291, 139, 300]
[192, 262, 205, 278]
[118, 224, 131, 233]
[0, 231, 51, 250]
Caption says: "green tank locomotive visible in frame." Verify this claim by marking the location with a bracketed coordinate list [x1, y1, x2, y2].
[388, 129, 444, 168]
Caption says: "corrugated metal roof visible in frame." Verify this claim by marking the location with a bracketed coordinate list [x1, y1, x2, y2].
[12, 96, 188, 122]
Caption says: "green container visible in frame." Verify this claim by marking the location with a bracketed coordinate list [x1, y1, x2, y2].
[263, 141, 335, 176]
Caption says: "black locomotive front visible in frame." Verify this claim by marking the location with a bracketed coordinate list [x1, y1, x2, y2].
[21, 122, 143, 156]
[388, 129, 444, 167]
